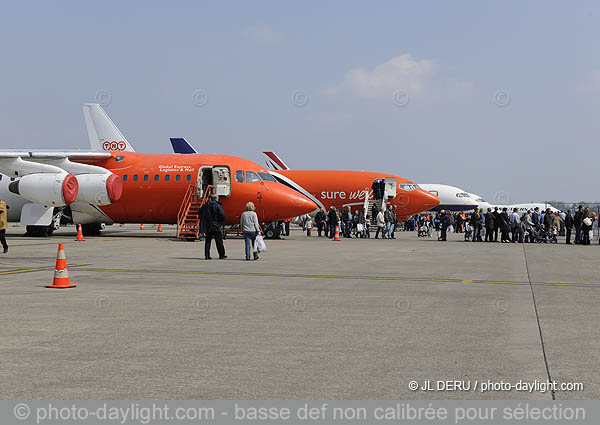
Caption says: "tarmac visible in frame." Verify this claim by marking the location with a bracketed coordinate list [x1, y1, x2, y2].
[0, 224, 598, 400]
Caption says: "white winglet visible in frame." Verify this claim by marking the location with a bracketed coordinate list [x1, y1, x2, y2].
[83, 103, 135, 152]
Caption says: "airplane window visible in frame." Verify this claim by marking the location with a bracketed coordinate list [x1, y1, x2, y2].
[456, 193, 470, 198]
[258, 172, 277, 182]
[176, 175, 181, 182]
[246, 171, 261, 183]
[122, 175, 128, 182]
[10, 177, 15, 181]
[0, 175, 2, 181]
[143, 175, 149, 182]
[133, 175, 138, 182]
[399, 183, 420, 191]
[165, 175, 170, 182]
[154, 175, 159, 182]
[115, 156, 124, 162]
[186, 174, 191, 182]
[235, 170, 244, 183]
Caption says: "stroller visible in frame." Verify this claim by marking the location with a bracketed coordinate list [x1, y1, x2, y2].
[418, 222, 431, 237]
[531, 225, 557, 244]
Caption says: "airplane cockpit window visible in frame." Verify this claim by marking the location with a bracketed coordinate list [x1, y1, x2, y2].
[258, 172, 277, 182]
[399, 183, 420, 191]
[246, 171, 261, 183]
[456, 193, 470, 198]
[115, 156, 125, 162]
[235, 170, 244, 183]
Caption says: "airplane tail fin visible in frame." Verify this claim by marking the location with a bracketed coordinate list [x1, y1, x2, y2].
[83, 103, 135, 152]
[170, 137, 198, 154]
[262, 151, 290, 170]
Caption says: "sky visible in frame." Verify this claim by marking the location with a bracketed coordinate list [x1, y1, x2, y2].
[1, 1, 599, 203]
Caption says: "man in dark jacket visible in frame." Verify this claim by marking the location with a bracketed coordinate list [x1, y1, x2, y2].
[532, 207, 540, 227]
[573, 205, 584, 244]
[484, 208, 495, 242]
[199, 196, 227, 260]
[440, 210, 451, 241]
[492, 207, 500, 241]
[500, 208, 511, 242]
[327, 206, 338, 239]
[565, 209, 574, 244]
[315, 209, 326, 237]
[470, 208, 481, 242]
[342, 206, 352, 238]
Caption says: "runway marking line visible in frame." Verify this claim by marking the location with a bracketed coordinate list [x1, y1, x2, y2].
[0, 264, 88, 276]
[64, 267, 599, 288]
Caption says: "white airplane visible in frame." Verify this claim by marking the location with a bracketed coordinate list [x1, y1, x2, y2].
[419, 184, 478, 212]
[0, 104, 134, 236]
[467, 193, 559, 214]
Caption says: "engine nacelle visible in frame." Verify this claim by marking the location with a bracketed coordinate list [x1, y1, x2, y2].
[75, 174, 123, 205]
[8, 173, 78, 206]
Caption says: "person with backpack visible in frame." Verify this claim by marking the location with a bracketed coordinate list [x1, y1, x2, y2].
[199, 195, 227, 260]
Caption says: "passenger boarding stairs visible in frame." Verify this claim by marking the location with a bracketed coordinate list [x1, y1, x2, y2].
[366, 198, 386, 224]
[176, 185, 213, 240]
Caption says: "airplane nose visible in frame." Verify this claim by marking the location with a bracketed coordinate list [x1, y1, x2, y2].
[263, 183, 318, 220]
[419, 190, 441, 211]
[402, 189, 439, 214]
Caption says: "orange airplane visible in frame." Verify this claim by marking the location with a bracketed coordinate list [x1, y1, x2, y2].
[260, 152, 440, 218]
[0, 105, 316, 236]
[170, 141, 440, 219]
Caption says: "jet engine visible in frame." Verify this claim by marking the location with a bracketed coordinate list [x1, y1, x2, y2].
[8, 173, 78, 206]
[76, 173, 123, 205]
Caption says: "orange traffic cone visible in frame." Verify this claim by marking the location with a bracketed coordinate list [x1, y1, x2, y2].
[333, 225, 341, 241]
[140, 224, 145, 230]
[75, 224, 85, 241]
[46, 243, 77, 289]
[157, 224, 163, 232]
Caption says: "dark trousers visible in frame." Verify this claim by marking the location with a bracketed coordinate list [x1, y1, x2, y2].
[317, 223, 324, 237]
[375, 226, 384, 239]
[205, 230, 225, 259]
[574, 225, 582, 244]
[328, 223, 337, 239]
[0, 229, 7, 250]
[493, 226, 499, 241]
[440, 226, 448, 241]
[566, 227, 572, 244]
[485, 228, 494, 242]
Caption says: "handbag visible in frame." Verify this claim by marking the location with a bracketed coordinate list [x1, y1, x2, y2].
[255, 235, 267, 252]
[583, 217, 592, 227]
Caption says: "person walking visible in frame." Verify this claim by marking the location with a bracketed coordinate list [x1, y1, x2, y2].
[470, 208, 481, 242]
[510, 208, 521, 243]
[384, 207, 394, 239]
[565, 209, 574, 244]
[484, 208, 495, 242]
[390, 206, 397, 239]
[574, 205, 584, 244]
[440, 210, 451, 241]
[493, 207, 500, 241]
[199, 195, 227, 260]
[342, 206, 352, 238]
[327, 206, 338, 239]
[375, 208, 385, 239]
[240, 202, 261, 260]
[0, 200, 8, 254]
[315, 208, 326, 237]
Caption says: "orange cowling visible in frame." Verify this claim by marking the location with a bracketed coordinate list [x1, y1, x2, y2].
[106, 174, 123, 203]
[46, 243, 77, 289]
[61, 174, 79, 205]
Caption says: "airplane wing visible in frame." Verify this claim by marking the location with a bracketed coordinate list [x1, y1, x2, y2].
[0, 151, 118, 207]
[170, 137, 198, 154]
[262, 151, 290, 170]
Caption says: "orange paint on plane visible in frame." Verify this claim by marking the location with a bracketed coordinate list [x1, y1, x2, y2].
[272, 170, 440, 218]
[76, 153, 316, 224]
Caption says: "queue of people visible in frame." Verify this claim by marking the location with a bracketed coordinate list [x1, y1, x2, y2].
[428, 205, 598, 245]
[311, 205, 399, 239]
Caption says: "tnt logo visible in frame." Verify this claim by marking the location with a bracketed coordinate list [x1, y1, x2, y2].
[102, 141, 127, 151]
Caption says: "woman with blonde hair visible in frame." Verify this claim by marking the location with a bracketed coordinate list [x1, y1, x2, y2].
[240, 201, 262, 260]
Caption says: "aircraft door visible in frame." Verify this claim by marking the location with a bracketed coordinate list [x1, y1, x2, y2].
[384, 177, 397, 198]
[198, 166, 213, 198]
[212, 166, 231, 197]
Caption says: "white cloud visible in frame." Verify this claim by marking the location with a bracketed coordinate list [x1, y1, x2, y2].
[328, 54, 435, 99]
[245, 25, 282, 45]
